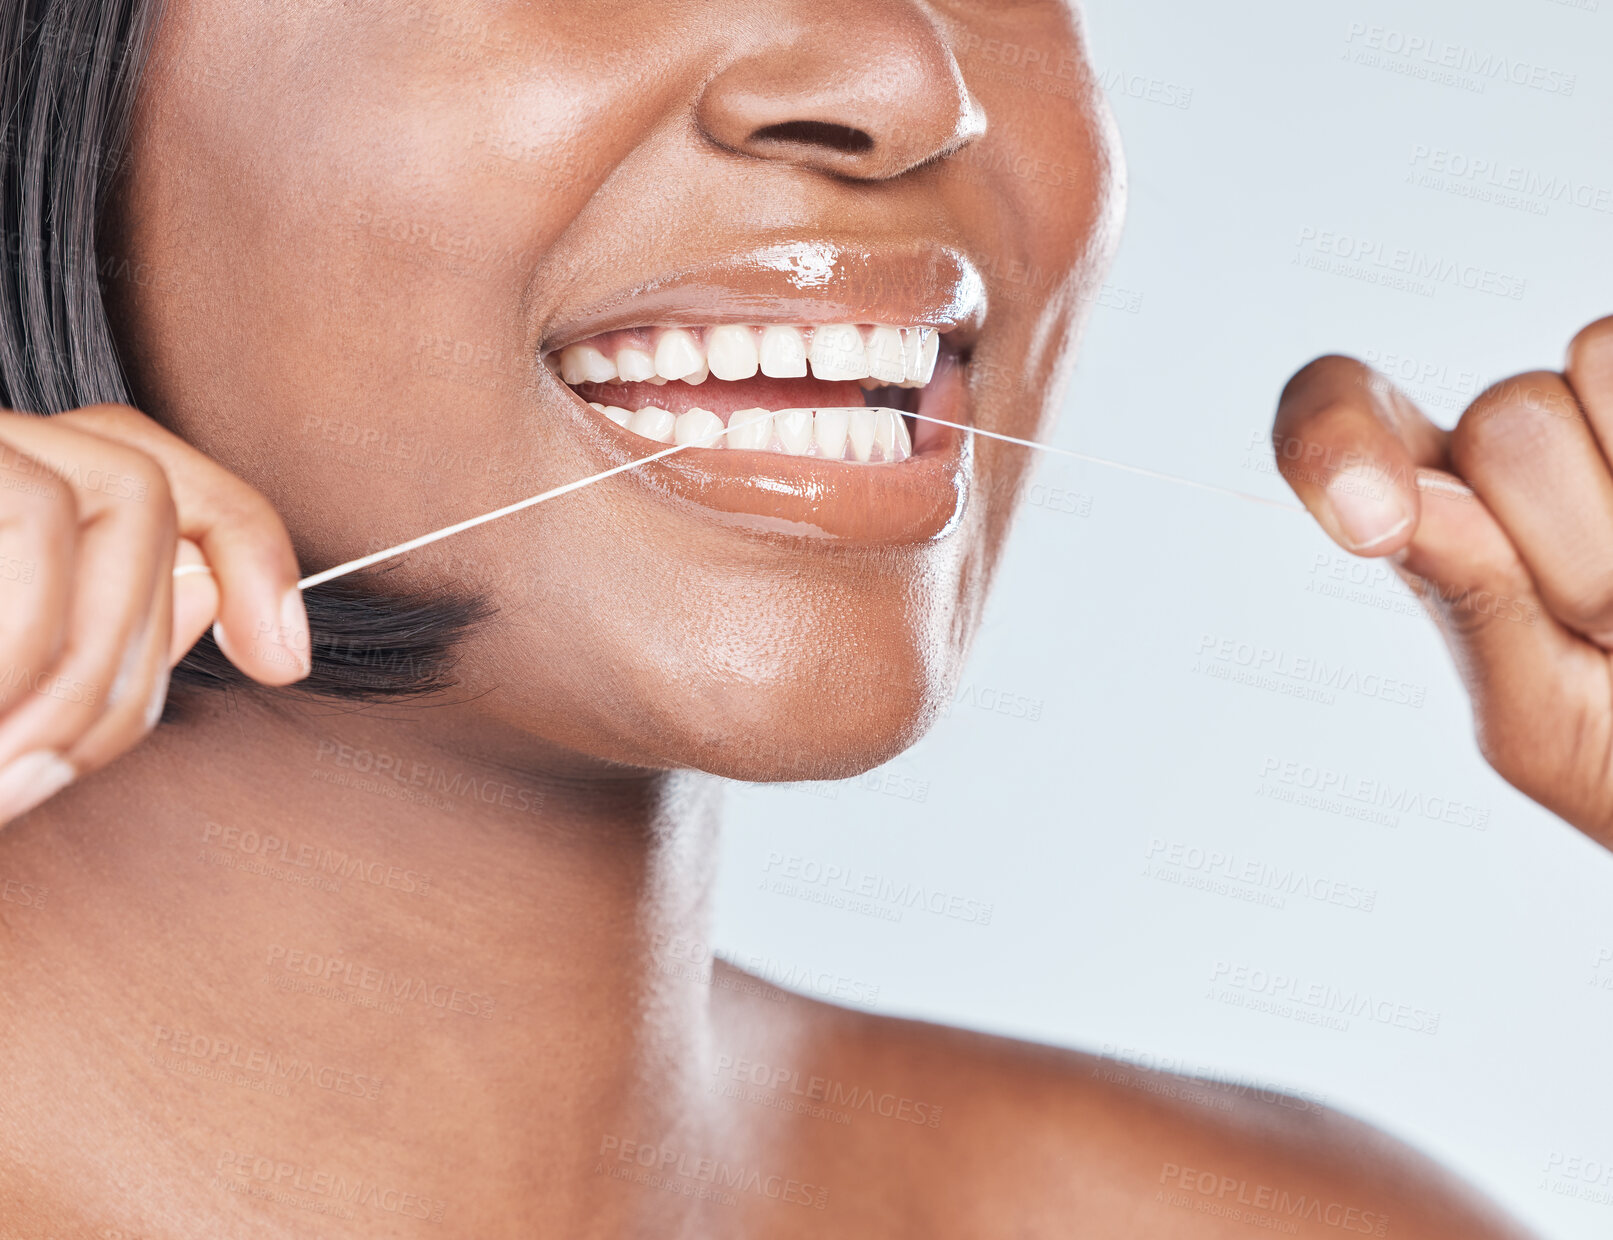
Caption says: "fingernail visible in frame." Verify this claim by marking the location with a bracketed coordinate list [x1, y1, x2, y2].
[211, 619, 235, 662]
[107, 613, 152, 708]
[278, 586, 312, 677]
[0, 749, 76, 823]
[1326, 466, 1412, 552]
[144, 664, 171, 730]
[170, 573, 219, 666]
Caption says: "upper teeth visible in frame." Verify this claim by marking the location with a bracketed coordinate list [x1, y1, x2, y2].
[550, 324, 940, 388]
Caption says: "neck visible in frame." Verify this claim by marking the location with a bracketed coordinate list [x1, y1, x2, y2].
[0, 688, 725, 1231]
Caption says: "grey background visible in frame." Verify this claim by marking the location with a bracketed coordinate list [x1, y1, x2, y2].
[715, 2, 1613, 1236]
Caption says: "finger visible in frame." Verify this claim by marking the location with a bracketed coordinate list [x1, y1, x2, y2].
[0, 420, 171, 817]
[1274, 358, 1612, 833]
[1392, 467, 1609, 836]
[1565, 315, 1613, 449]
[62, 526, 177, 777]
[170, 537, 219, 667]
[1272, 355, 1450, 555]
[15, 405, 309, 685]
[0, 441, 76, 717]
[1447, 371, 1613, 646]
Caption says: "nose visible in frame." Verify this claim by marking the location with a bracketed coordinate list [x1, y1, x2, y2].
[694, 0, 986, 181]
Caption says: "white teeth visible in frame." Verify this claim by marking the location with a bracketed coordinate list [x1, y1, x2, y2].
[891, 410, 913, 459]
[900, 328, 939, 387]
[867, 325, 907, 384]
[774, 408, 814, 455]
[628, 406, 676, 443]
[674, 408, 725, 446]
[552, 323, 941, 390]
[561, 344, 617, 384]
[814, 407, 850, 460]
[706, 326, 760, 381]
[654, 329, 704, 382]
[809, 323, 869, 381]
[588, 400, 633, 430]
[586, 400, 914, 463]
[873, 409, 900, 462]
[727, 408, 773, 451]
[901, 329, 924, 384]
[847, 408, 877, 463]
[759, 325, 808, 378]
[615, 345, 656, 383]
[917, 329, 939, 385]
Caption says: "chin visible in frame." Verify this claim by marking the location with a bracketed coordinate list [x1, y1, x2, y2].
[682, 676, 953, 785]
[598, 612, 963, 784]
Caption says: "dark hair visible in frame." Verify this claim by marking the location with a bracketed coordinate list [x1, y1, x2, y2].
[0, 0, 490, 705]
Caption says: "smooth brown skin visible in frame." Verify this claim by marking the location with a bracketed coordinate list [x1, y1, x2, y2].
[0, 1, 1572, 1236]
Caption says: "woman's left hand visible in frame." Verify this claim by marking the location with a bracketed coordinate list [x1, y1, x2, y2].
[1272, 315, 1613, 851]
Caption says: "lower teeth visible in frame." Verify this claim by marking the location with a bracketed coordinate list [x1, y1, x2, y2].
[586, 403, 914, 463]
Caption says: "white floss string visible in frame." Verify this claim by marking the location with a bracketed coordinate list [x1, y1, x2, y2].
[290, 409, 1470, 592]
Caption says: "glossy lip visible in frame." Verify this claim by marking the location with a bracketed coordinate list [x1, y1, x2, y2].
[532, 239, 981, 545]
[538, 240, 987, 354]
[548, 353, 972, 545]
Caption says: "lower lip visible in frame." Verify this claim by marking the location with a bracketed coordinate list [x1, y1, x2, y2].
[549, 360, 972, 545]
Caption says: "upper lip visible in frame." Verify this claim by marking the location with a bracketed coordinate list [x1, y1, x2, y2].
[535, 238, 987, 355]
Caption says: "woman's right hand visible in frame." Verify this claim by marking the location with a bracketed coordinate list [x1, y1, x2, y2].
[0, 402, 310, 824]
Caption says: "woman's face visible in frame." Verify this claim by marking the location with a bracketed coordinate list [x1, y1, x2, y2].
[110, 0, 1121, 779]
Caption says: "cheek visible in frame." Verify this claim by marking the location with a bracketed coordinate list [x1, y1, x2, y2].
[123, 5, 666, 550]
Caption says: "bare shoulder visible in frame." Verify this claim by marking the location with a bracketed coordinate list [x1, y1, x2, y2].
[710, 960, 1540, 1240]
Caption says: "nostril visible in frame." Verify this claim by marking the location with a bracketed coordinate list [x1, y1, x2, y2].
[749, 120, 874, 155]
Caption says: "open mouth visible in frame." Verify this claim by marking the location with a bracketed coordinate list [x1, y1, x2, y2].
[543, 323, 947, 463]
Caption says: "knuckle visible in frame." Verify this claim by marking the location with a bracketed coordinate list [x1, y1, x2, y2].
[1452, 372, 1573, 466]
[1, 464, 76, 527]
[1548, 575, 1613, 637]
[36, 470, 76, 519]
[54, 402, 147, 434]
[1270, 401, 1368, 486]
[212, 486, 296, 558]
[1566, 315, 1613, 376]
[97, 444, 175, 522]
[1276, 355, 1368, 427]
[1287, 352, 1367, 392]
[117, 446, 171, 501]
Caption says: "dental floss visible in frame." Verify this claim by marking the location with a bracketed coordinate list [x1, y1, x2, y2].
[294, 409, 1473, 592]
